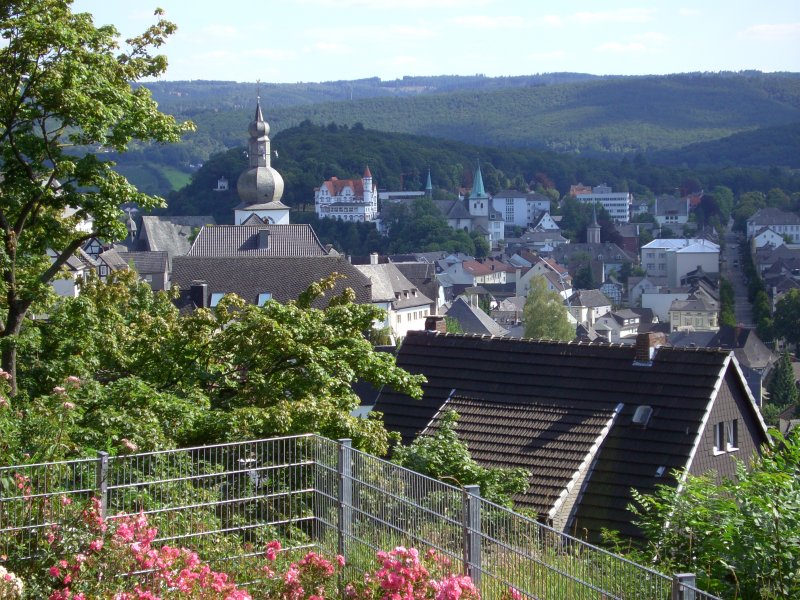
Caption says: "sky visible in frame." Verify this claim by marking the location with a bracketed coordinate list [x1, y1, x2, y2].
[72, 0, 800, 83]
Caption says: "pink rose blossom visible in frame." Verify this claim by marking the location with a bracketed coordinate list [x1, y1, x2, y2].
[62, 401, 75, 410]
[53, 386, 66, 395]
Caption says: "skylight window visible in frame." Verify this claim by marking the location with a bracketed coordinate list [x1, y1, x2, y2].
[257, 292, 272, 307]
[210, 292, 225, 307]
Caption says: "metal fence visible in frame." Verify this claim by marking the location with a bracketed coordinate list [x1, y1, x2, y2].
[0, 434, 719, 599]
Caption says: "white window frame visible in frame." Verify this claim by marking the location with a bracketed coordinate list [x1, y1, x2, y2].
[727, 419, 739, 452]
[713, 421, 726, 455]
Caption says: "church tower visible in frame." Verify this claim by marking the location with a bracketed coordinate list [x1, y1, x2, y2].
[468, 162, 489, 217]
[425, 168, 433, 198]
[234, 98, 290, 225]
[587, 201, 601, 244]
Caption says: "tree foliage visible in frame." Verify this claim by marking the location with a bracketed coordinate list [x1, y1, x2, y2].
[391, 410, 530, 508]
[775, 289, 800, 357]
[522, 276, 574, 341]
[6, 270, 425, 460]
[0, 0, 192, 391]
[629, 429, 800, 598]
[767, 353, 799, 408]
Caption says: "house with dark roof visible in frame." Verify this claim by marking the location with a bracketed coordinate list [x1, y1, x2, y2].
[746, 207, 800, 243]
[566, 289, 612, 327]
[116, 251, 169, 291]
[355, 261, 433, 340]
[668, 294, 719, 333]
[375, 330, 770, 540]
[138, 216, 216, 260]
[187, 224, 330, 258]
[171, 256, 372, 311]
[594, 309, 640, 343]
[551, 242, 635, 285]
[444, 296, 508, 337]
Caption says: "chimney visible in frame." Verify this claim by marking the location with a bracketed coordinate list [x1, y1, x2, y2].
[370, 252, 379, 265]
[635, 331, 666, 363]
[425, 315, 447, 333]
[190, 281, 208, 309]
[257, 229, 270, 249]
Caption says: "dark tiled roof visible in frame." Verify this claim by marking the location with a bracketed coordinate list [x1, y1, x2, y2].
[139, 216, 216, 257]
[187, 224, 329, 257]
[568, 289, 612, 308]
[425, 394, 619, 517]
[355, 263, 433, 309]
[375, 331, 763, 538]
[116, 251, 168, 274]
[171, 256, 372, 309]
[748, 207, 800, 226]
[445, 297, 508, 336]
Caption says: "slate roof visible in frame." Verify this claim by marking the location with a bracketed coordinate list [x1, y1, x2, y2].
[187, 224, 329, 257]
[445, 297, 508, 336]
[425, 394, 620, 518]
[355, 263, 433, 310]
[116, 251, 168, 274]
[568, 289, 612, 308]
[434, 200, 471, 220]
[375, 331, 766, 538]
[171, 256, 372, 309]
[97, 248, 129, 271]
[139, 216, 216, 257]
[748, 207, 800, 226]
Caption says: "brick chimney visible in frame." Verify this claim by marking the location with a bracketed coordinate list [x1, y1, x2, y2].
[635, 331, 666, 363]
[425, 315, 447, 333]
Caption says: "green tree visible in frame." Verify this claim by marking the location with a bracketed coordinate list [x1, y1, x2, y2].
[767, 353, 799, 407]
[0, 1, 192, 392]
[392, 410, 530, 508]
[630, 429, 800, 598]
[775, 289, 800, 357]
[522, 276, 574, 341]
[13, 271, 425, 459]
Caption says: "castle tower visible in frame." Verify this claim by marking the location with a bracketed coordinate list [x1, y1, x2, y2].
[363, 165, 373, 200]
[234, 98, 289, 225]
[587, 201, 601, 244]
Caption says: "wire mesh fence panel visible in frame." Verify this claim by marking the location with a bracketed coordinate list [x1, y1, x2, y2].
[0, 458, 98, 561]
[0, 435, 721, 599]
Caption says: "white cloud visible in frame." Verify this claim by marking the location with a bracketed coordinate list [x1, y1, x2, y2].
[574, 8, 656, 25]
[450, 15, 527, 29]
[740, 23, 800, 41]
[244, 48, 297, 61]
[678, 8, 701, 17]
[632, 31, 669, 44]
[540, 15, 563, 27]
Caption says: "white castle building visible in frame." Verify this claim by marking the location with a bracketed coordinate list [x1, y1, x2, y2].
[314, 166, 378, 223]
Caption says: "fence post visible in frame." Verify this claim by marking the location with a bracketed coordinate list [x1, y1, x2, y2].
[96, 451, 109, 519]
[463, 484, 481, 586]
[337, 439, 353, 561]
[672, 573, 696, 600]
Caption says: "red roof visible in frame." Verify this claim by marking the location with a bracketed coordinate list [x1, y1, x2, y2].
[364, 165, 372, 178]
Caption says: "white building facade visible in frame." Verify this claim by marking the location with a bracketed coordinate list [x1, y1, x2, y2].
[315, 166, 378, 223]
[576, 184, 632, 223]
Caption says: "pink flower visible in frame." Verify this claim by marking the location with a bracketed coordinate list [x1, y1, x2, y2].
[337, 554, 346, 567]
[0, 369, 10, 380]
[60, 495, 72, 506]
[49, 565, 60, 578]
[0, 396, 8, 408]
[265, 540, 281, 561]
[89, 538, 104, 552]
[66, 375, 81, 386]
[62, 401, 75, 410]
[53, 386, 66, 395]
[120, 439, 138, 453]
[509, 588, 522, 600]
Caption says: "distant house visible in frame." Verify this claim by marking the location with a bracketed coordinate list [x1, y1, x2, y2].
[594, 309, 641, 343]
[116, 251, 169, 291]
[491, 190, 552, 228]
[654, 195, 690, 227]
[551, 242, 636, 285]
[445, 296, 508, 336]
[442, 257, 513, 287]
[668, 294, 719, 333]
[752, 226, 787, 249]
[186, 224, 331, 258]
[566, 289, 612, 327]
[355, 260, 433, 340]
[374, 330, 769, 540]
[746, 208, 800, 243]
[641, 238, 720, 286]
[138, 215, 217, 261]
[575, 183, 633, 223]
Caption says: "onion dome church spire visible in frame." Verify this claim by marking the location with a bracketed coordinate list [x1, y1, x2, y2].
[234, 97, 289, 225]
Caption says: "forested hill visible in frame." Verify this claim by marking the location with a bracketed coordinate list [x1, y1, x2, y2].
[142, 72, 800, 165]
[164, 121, 800, 225]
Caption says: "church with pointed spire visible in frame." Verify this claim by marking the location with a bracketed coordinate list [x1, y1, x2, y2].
[234, 98, 290, 225]
[314, 166, 378, 224]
